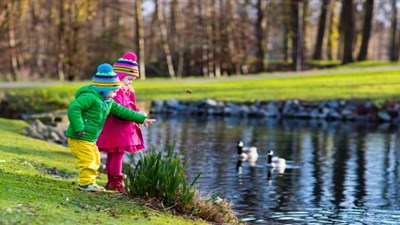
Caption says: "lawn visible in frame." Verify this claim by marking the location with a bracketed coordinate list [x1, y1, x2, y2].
[1, 63, 400, 114]
[0, 118, 207, 225]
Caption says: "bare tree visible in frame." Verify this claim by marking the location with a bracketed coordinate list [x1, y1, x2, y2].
[170, 0, 184, 77]
[222, 0, 237, 75]
[389, 0, 398, 61]
[197, 1, 209, 77]
[281, 1, 291, 62]
[65, 1, 95, 80]
[326, 0, 339, 60]
[213, 0, 221, 78]
[6, 0, 21, 81]
[341, 0, 355, 64]
[155, 0, 175, 78]
[313, 0, 331, 60]
[358, 0, 374, 61]
[255, 0, 267, 73]
[302, 0, 311, 62]
[205, 0, 214, 78]
[291, 0, 302, 71]
[135, 0, 146, 80]
[57, 0, 66, 81]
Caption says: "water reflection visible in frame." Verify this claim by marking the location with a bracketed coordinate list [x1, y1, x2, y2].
[140, 115, 400, 224]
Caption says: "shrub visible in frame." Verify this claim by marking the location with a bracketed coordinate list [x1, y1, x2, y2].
[125, 143, 238, 224]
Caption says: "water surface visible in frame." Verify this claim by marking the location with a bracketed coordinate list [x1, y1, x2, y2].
[140, 116, 400, 224]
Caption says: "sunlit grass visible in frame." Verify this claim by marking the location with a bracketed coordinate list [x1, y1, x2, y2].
[0, 118, 207, 225]
[1, 64, 400, 112]
[132, 69, 400, 102]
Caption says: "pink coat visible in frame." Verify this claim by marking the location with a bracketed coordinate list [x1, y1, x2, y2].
[96, 88, 145, 152]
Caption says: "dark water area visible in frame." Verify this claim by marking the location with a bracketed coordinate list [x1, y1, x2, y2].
[140, 115, 400, 224]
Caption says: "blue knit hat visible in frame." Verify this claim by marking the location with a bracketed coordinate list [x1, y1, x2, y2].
[92, 63, 121, 96]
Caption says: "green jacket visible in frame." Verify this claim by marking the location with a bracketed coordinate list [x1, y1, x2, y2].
[66, 85, 146, 142]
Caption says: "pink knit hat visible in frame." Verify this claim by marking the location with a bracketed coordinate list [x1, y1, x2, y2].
[113, 52, 139, 80]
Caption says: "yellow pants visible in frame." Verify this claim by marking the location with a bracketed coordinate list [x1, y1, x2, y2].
[68, 138, 100, 186]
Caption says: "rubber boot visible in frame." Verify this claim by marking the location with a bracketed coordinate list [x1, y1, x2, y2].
[114, 175, 125, 193]
[105, 175, 124, 193]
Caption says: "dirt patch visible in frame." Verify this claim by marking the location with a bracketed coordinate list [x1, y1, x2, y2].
[40, 167, 72, 179]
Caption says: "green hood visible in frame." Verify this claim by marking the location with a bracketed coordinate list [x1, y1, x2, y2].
[75, 85, 103, 100]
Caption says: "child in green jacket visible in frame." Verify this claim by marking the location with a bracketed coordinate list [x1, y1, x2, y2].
[66, 63, 155, 192]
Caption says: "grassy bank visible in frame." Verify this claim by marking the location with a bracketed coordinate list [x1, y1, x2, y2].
[1, 63, 400, 114]
[0, 118, 207, 225]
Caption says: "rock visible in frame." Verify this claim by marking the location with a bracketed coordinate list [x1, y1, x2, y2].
[24, 119, 67, 145]
[224, 103, 241, 116]
[341, 109, 356, 120]
[317, 108, 330, 119]
[282, 100, 300, 116]
[165, 99, 180, 108]
[261, 103, 280, 117]
[294, 111, 311, 118]
[326, 100, 339, 109]
[378, 111, 391, 121]
[328, 110, 342, 120]
[239, 105, 250, 116]
[151, 100, 164, 113]
[205, 99, 218, 107]
[310, 109, 319, 118]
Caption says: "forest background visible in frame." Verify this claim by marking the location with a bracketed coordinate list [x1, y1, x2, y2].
[0, 0, 397, 81]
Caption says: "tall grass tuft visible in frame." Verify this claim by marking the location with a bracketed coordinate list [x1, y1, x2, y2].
[125, 143, 238, 224]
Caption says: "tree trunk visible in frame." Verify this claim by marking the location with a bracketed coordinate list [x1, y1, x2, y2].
[341, 0, 354, 64]
[291, 0, 302, 71]
[239, 0, 251, 74]
[67, 2, 79, 81]
[313, 0, 330, 60]
[155, 0, 175, 78]
[135, 0, 146, 80]
[205, 0, 214, 78]
[57, 0, 66, 81]
[6, 0, 20, 81]
[213, 0, 221, 78]
[357, 0, 374, 61]
[225, 0, 237, 75]
[255, 0, 267, 73]
[326, 0, 339, 60]
[282, 1, 291, 62]
[170, 0, 184, 77]
[197, 1, 208, 77]
[302, 0, 311, 62]
[188, 0, 196, 76]
[390, 0, 398, 61]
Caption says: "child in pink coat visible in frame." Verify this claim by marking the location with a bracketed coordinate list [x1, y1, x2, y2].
[97, 52, 147, 192]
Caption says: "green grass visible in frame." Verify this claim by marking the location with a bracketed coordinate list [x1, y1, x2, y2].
[1, 63, 400, 114]
[134, 65, 400, 102]
[0, 118, 208, 225]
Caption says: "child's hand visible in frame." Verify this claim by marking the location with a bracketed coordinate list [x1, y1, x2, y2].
[77, 131, 86, 136]
[143, 119, 156, 127]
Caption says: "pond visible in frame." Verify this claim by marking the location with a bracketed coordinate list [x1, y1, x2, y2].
[140, 115, 400, 224]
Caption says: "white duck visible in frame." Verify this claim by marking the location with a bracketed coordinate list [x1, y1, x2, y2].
[267, 150, 286, 173]
[237, 141, 258, 163]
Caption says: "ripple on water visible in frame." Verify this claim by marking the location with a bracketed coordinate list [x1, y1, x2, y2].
[266, 208, 400, 225]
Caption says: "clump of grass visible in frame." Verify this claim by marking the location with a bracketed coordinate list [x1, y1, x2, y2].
[125, 144, 238, 224]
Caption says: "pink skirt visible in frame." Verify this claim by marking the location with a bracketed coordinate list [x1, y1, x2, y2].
[99, 144, 145, 153]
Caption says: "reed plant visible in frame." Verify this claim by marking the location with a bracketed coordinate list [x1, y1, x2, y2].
[125, 144, 239, 224]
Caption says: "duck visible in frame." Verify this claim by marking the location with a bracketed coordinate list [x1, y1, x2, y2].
[237, 141, 258, 163]
[267, 150, 286, 172]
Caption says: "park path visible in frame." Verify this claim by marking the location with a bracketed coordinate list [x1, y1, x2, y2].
[1, 65, 400, 88]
